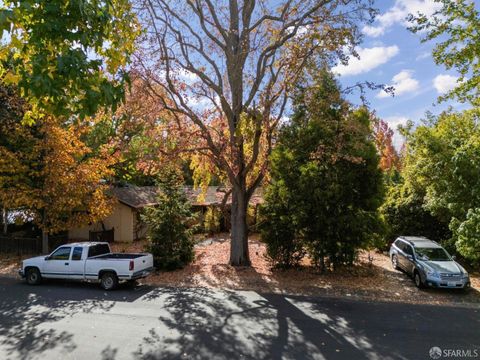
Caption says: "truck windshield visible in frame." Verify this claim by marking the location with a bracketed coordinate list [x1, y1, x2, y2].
[88, 244, 111, 258]
[415, 247, 451, 261]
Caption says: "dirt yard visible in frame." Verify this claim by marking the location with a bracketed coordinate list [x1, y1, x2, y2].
[2, 235, 480, 307]
[139, 234, 480, 307]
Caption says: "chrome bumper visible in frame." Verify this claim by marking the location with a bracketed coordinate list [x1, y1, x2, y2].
[18, 269, 25, 278]
[131, 267, 154, 280]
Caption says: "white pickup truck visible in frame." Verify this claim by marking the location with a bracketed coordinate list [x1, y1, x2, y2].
[19, 242, 154, 290]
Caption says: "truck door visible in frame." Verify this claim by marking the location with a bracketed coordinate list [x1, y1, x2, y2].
[68, 246, 85, 279]
[43, 246, 72, 278]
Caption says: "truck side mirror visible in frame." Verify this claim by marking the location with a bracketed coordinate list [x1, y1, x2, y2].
[451, 255, 456, 260]
[45, 256, 50, 260]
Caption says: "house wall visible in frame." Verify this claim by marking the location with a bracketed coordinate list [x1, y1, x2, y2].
[132, 209, 148, 241]
[68, 202, 135, 242]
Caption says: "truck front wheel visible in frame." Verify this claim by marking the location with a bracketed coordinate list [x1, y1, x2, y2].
[100, 272, 118, 290]
[26, 268, 42, 285]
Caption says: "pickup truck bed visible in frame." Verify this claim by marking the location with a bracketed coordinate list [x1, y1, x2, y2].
[93, 253, 146, 259]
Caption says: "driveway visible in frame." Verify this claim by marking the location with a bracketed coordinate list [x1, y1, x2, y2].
[0, 277, 478, 360]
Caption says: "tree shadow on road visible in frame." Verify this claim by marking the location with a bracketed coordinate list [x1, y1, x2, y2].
[0, 277, 152, 360]
[134, 274, 436, 360]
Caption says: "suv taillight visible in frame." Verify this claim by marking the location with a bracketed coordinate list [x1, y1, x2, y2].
[129, 260, 134, 271]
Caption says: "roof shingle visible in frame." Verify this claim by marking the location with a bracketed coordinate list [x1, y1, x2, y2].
[111, 186, 263, 209]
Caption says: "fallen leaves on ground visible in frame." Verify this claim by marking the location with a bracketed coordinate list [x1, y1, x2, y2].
[2, 234, 479, 307]
[142, 234, 480, 307]
[0, 254, 28, 277]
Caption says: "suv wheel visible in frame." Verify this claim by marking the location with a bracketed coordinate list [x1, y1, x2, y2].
[100, 272, 118, 291]
[414, 271, 424, 289]
[26, 268, 42, 285]
[391, 255, 400, 270]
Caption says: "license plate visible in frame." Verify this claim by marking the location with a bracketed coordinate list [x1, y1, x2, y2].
[447, 281, 458, 287]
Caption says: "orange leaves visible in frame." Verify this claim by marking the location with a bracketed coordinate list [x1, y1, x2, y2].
[373, 118, 401, 172]
[38, 118, 115, 233]
[0, 113, 115, 234]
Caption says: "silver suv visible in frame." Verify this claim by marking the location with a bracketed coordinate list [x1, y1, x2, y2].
[389, 236, 470, 289]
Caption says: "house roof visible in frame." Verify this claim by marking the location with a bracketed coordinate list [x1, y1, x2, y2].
[111, 186, 263, 209]
[111, 186, 159, 209]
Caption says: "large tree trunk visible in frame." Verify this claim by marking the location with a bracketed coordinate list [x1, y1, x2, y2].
[229, 183, 251, 266]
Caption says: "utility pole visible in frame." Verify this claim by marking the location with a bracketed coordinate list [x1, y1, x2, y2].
[41, 209, 48, 253]
[42, 231, 49, 254]
[2, 207, 7, 235]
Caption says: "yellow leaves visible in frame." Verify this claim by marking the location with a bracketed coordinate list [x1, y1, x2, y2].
[99, 0, 141, 74]
[1, 71, 20, 85]
[190, 153, 214, 202]
[0, 114, 115, 234]
[235, 112, 256, 139]
[21, 101, 44, 126]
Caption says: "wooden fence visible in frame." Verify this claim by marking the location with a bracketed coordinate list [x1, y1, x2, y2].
[0, 234, 68, 255]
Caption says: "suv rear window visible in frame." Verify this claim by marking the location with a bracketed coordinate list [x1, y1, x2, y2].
[87, 244, 111, 258]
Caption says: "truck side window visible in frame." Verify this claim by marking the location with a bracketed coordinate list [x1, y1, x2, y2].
[50, 247, 71, 260]
[88, 244, 110, 258]
[72, 247, 83, 261]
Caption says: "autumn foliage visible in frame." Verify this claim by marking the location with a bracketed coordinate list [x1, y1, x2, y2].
[0, 82, 114, 235]
[373, 118, 401, 172]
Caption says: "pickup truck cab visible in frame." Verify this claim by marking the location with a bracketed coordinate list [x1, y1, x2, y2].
[19, 242, 154, 290]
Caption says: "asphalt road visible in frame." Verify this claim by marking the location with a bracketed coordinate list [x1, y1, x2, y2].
[0, 276, 479, 360]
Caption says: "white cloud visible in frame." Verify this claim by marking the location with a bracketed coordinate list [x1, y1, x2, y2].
[186, 94, 220, 109]
[384, 116, 409, 149]
[332, 46, 399, 76]
[385, 115, 409, 129]
[177, 69, 199, 84]
[416, 51, 431, 61]
[363, 0, 442, 38]
[286, 25, 310, 37]
[377, 70, 420, 98]
[433, 74, 458, 94]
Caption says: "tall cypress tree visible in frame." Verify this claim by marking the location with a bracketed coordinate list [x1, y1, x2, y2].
[142, 167, 195, 270]
[261, 69, 384, 270]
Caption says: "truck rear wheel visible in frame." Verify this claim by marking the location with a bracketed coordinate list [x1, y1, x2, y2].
[100, 272, 118, 290]
[26, 268, 42, 285]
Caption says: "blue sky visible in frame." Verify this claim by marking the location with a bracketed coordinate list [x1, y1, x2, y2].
[333, 0, 468, 147]
[0, 0, 469, 149]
